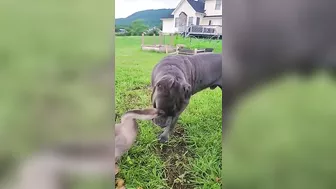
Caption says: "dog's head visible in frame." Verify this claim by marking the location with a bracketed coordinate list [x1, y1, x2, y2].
[151, 75, 191, 128]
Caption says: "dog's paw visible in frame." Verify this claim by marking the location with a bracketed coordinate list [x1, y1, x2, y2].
[158, 134, 169, 143]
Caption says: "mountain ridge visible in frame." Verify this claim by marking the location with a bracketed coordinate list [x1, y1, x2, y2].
[116, 8, 174, 27]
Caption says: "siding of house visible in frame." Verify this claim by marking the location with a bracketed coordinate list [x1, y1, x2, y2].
[204, 0, 222, 16]
[195, 12, 204, 25]
[161, 19, 175, 34]
[161, 0, 223, 34]
[201, 17, 221, 26]
[173, 0, 197, 26]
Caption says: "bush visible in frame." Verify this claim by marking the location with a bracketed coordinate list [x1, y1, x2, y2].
[128, 19, 149, 36]
[145, 28, 161, 36]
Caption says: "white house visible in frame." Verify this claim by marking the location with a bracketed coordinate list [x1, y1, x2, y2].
[161, 0, 222, 36]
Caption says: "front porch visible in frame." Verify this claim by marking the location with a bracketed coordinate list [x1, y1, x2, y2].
[179, 25, 222, 38]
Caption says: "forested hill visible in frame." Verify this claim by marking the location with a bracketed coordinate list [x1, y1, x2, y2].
[116, 9, 174, 27]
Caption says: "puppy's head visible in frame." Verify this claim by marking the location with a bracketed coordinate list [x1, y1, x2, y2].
[151, 75, 191, 128]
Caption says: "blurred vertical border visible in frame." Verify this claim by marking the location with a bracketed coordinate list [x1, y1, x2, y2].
[221, 1, 336, 189]
[0, 0, 115, 188]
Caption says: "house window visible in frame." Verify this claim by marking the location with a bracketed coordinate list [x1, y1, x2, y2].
[215, 0, 221, 10]
[208, 20, 212, 25]
[175, 18, 179, 27]
[188, 17, 194, 26]
[196, 17, 200, 25]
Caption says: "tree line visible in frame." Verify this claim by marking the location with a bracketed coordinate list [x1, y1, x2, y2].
[115, 19, 162, 36]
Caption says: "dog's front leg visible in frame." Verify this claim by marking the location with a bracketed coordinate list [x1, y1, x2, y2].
[158, 116, 179, 143]
[158, 100, 189, 143]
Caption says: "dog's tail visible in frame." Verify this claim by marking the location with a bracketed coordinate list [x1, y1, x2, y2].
[120, 108, 164, 123]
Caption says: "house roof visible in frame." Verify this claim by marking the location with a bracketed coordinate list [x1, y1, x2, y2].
[187, 0, 205, 13]
[161, 14, 174, 19]
[171, 0, 205, 15]
[161, 9, 174, 19]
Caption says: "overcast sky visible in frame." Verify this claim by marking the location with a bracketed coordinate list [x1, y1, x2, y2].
[115, 0, 180, 18]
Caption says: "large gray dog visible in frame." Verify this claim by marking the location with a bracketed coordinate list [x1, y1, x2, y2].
[151, 53, 222, 142]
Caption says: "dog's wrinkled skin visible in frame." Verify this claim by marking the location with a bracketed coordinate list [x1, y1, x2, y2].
[151, 53, 222, 142]
[222, 0, 336, 136]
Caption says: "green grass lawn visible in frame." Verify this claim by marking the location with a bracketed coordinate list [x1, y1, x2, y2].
[115, 36, 222, 189]
[116, 35, 336, 189]
[174, 35, 222, 53]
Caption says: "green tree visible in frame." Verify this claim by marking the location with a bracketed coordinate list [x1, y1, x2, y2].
[129, 19, 149, 36]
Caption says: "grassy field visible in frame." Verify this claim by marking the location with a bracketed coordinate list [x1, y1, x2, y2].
[115, 35, 336, 189]
[151, 34, 222, 53]
[115, 36, 222, 188]
[174, 35, 222, 53]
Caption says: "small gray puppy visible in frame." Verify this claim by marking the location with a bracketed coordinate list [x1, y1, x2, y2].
[151, 53, 222, 142]
[114, 108, 164, 165]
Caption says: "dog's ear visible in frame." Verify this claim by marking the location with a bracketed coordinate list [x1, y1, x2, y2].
[156, 76, 175, 90]
[182, 82, 191, 99]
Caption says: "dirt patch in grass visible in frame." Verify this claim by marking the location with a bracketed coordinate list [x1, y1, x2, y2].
[157, 125, 194, 189]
